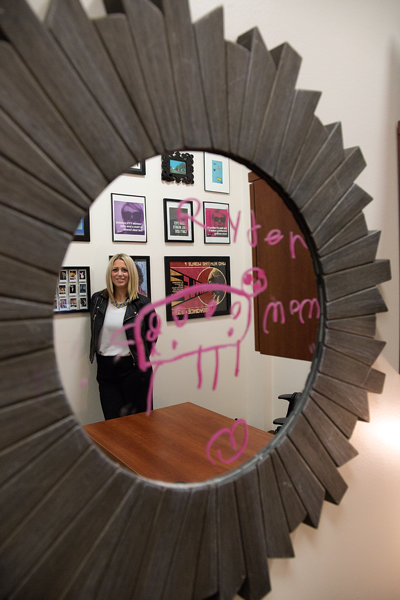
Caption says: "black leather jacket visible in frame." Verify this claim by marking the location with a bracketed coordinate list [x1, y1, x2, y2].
[89, 290, 156, 366]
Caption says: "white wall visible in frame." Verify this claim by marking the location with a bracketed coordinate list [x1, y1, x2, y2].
[28, 0, 400, 598]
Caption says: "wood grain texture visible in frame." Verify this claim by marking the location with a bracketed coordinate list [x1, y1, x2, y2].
[302, 146, 366, 230]
[237, 28, 276, 161]
[46, 0, 154, 161]
[162, 488, 209, 600]
[327, 286, 388, 320]
[94, 14, 164, 155]
[217, 482, 246, 600]
[288, 413, 348, 505]
[0, 448, 116, 598]
[324, 259, 391, 302]
[254, 43, 302, 174]
[318, 346, 372, 387]
[287, 116, 328, 192]
[0, 256, 59, 304]
[319, 213, 369, 257]
[193, 486, 218, 600]
[276, 437, 325, 528]
[0, 319, 53, 361]
[0, 391, 71, 452]
[0, 41, 107, 198]
[0, 107, 91, 208]
[310, 390, 358, 439]
[10, 471, 133, 600]
[257, 455, 294, 557]
[274, 89, 321, 187]
[0, 203, 71, 272]
[326, 314, 377, 338]
[162, 0, 211, 149]
[131, 487, 193, 600]
[194, 7, 229, 153]
[58, 483, 138, 600]
[362, 367, 386, 394]
[313, 373, 369, 421]
[235, 468, 271, 600]
[290, 122, 345, 208]
[0, 297, 52, 321]
[123, 0, 184, 152]
[0, 155, 87, 233]
[0, 418, 76, 489]
[271, 451, 307, 533]
[0, 349, 60, 407]
[0, 426, 90, 548]
[320, 231, 380, 274]
[226, 40, 250, 157]
[324, 329, 385, 366]
[313, 186, 372, 250]
[303, 399, 358, 467]
[84, 481, 163, 600]
[0, 0, 133, 183]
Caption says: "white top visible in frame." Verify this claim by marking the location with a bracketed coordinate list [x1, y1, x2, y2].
[98, 300, 132, 357]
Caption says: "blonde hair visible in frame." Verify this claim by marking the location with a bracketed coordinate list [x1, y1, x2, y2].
[106, 254, 139, 302]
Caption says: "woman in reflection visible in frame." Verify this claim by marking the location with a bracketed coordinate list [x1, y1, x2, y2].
[90, 253, 156, 420]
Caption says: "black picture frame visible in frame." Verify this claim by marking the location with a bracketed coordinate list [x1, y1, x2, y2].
[163, 198, 195, 243]
[109, 255, 152, 300]
[111, 193, 147, 243]
[161, 151, 194, 184]
[72, 212, 90, 242]
[164, 256, 231, 321]
[54, 266, 91, 314]
[124, 161, 146, 175]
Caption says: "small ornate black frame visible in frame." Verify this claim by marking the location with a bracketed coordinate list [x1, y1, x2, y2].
[161, 151, 194, 184]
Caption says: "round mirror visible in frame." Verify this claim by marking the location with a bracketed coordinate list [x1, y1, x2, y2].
[53, 152, 320, 483]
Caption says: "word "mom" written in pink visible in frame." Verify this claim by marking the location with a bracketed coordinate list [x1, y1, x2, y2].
[263, 297, 320, 334]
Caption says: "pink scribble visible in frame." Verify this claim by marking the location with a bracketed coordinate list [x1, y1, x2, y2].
[79, 377, 88, 388]
[289, 231, 308, 259]
[177, 197, 205, 230]
[262, 301, 285, 333]
[248, 210, 261, 247]
[228, 210, 241, 243]
[110, 267, 267, 415]
[264, 228, 284, 246]
[206, 419, 249, 465]
[289, 298, 320, 323]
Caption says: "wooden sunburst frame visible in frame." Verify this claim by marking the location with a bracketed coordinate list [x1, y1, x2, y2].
[0, 0, 391, 598]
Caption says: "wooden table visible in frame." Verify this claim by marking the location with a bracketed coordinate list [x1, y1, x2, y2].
[83, 402, 274, 483]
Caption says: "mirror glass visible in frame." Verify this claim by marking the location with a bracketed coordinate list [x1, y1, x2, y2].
[53, 152, 319, 483]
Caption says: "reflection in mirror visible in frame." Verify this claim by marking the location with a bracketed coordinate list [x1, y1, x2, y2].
[53, 152, 319, 483]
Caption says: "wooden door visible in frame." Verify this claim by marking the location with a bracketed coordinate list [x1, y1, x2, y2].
[249, 173, 319, 361]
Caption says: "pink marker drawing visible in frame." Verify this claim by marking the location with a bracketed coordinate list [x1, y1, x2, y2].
[110, 267, 267, 417]
[206, 418, 249, 465]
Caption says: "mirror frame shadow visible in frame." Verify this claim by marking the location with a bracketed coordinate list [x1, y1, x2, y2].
[0, 0, 391, 598]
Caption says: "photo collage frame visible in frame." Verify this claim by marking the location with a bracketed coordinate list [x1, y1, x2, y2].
[54, 267, 91, 314]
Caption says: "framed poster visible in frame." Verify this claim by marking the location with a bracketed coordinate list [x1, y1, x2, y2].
[124, 161, 146, 175]
[164, 256, 231, 321]
[161, 151, 194, 184]
[109, 255, 151, 300]
[163, 198, 194, 242]
[72, 212, 90, 242]
[203, 202, 230, 244]
[54, 267, 90, 313]
[111, 193, 147, 242]
[204, 152, 230, 193]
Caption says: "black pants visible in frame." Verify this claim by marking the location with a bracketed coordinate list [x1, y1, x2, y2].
[96, 353, 153, 420]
